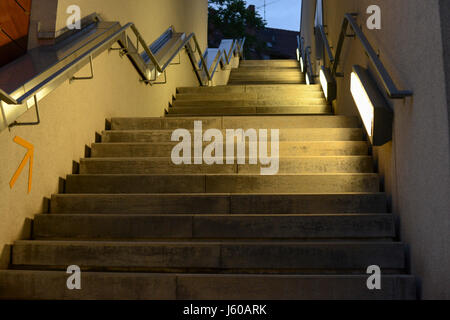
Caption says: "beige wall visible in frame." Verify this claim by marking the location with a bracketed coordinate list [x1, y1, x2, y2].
[0, 0, 213, 267]
[56, 0, 208, 49]
[301, 0, 450, 299]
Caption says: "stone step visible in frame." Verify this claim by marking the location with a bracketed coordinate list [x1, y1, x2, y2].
[172, 99, 327, 107]
[228, 79, 305, 85]
[232, 65, 301, 73]
[231, 72, 303, 77]
[91, 142, 369, 158]
[80, 156, 374, 175]
[80, 157, 238, 174]
[237, 66, 300, 72]
[11, 240, 406, 272]
[240, 59, 299, 67]
[177, 84, 322, 94]
[230, 71, 304, 79]
[102, 128, 364, 143]
[111, 115, 360, 130]
[0, 271, 417, 300]
[65, 174, 380, 194]
[50, 193, 387, 214]
[166, 106, 331, 116]
[33, 213, 396, 240]
[175, 91, 325, 100]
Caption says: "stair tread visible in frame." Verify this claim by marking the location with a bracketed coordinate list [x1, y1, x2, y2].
[0, 270, 416, 300]
[12, 240, 406, 271]
[33, 212, 395, 241]
[54, 192, 385, 195]
[16, 239, 401, 245]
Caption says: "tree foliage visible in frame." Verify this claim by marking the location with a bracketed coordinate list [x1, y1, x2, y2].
[208, 0, 267, 58]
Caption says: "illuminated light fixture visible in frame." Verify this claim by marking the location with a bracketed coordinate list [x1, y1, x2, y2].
[305, 72, 310, 85]
[300, 56, 305, 73]
[350, 65, 393, 146]
[319, 66, 336, 103]
[296, 48, 300, 61]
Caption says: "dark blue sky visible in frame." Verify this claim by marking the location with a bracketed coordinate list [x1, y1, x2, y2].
[246, 0, 302, 31]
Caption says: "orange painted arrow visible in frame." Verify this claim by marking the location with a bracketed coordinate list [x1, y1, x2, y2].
[9, 136, 34, 194]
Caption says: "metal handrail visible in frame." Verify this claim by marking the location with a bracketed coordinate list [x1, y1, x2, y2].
[127, 24, 212, 84]
[200, 37, 245, 81]
[316, 24, 334, 64]
[15, 22, 132, 106]
[297, 35, 305, 65]
[202, 49, 223, 80]
[0, 89, 18, 105]
[238, 38, 246, 59]
[219, 40, 236, 65]
[333, 13, 412, 99]
[0, 17, 244, 130]
[297, 35, 315, 85]
[199, 37, 245, 80]
[305, 46, 315, 84]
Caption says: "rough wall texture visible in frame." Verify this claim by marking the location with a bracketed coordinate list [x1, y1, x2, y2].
[0, 0, 213, 267]
[301, 0, 450, 299]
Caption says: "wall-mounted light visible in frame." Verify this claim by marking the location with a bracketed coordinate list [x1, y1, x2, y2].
[305, 72, 311, 85]
[319, 66, 336, 103]
[350, 65, 393, 146]
[296, 48, 305, 73]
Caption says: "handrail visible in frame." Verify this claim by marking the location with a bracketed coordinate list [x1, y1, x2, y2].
[202, 48, 223, 80]
[219, 39, 237, 65]
[190, 32, 211, 82]
[16, 22, 133, 105]
[203, 37, 245, 80]
[200, 37, 245, 81]
[0, 16, 244, 131]
[125, 24, 211, 84]
[332, 13, 412, 99]
[297, 35, 305, 67]
[0, 89, 18, 105]
[297, 35, 315, 85]
[305, 46, 315, 84]
[238, 38, 246, 59]
[316, 24, 334, 64]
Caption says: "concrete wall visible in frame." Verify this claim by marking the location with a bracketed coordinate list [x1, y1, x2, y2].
[0, 0, 215, 267]
[440, 0, 450, 150]
[301, 0, 450, 299]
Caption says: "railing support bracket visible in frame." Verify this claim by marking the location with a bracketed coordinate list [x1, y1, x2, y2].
[109, 46, 127, 57]
[8, 95, 41, 129]
[151, 70, 168, 85]
[70, 55, 94, 83]
[170, 54, 181, 66]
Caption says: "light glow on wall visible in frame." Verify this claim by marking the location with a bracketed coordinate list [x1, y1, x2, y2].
[351, 71, 374, 136]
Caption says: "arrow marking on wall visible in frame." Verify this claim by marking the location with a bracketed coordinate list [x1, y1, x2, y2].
[9, 136, 34, 194]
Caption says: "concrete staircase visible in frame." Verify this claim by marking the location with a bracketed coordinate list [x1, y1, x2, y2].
[0, 59, 416, 300]
[229, 59, 305, 85]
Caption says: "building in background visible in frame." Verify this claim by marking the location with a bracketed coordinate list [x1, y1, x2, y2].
[249, 27, 298, 60]
[209, 4, 298, 60]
